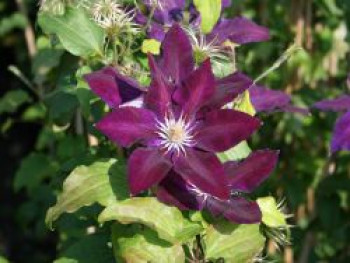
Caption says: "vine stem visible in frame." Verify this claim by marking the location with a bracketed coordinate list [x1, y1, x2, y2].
[15, 0, 37, 57]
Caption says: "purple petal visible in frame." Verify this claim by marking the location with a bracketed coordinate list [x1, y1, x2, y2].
[159, 24, 194, 85]
[101, 67, 144, 103]
[222, 0, 231, 8]
[173, 148, 230, 200]
[84, 70, 121, 108]
[128, 148, 172, 195]
[196, 109, 261, 152]
[173, 59, 215, 115]
[205, 71, 253, 109]
[313, 95, 350, 112]
[96, 107, 156, 147]
[331, 111, 350, 153]
[207, 17, 270, 45]
[206, 197, 262, 224]
[250, 85, 290, 112]
[157, 171, 206, 210]
[224, 150, 279, 192]
[144, 0, 185, 25]
[144, 54, 173, 116]
[250, 85, 309, 114]
[134, 12, 166, 41]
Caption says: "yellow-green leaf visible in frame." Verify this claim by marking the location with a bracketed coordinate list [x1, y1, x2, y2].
[46, 159, 128, 228]
[205, 221, 265, 262]
[193, 0, 222, 34]
[257, 197, 287, 228]
[141, 39, 161, 55]
[99, 197, 203, 244]
[112, 224, 185, 263]
[233, 90, 256, 116]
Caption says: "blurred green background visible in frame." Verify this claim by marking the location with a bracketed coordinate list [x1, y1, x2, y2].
[1, 0, 350, 262]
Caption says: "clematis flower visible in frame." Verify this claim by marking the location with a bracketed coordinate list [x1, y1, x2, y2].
[93, 24, 261, 200]
[136, 0, 270, 47]
[314, 94, 350, 153]
[84, 66, 145, 109]
[249, 85, 309, 115]
[157, 150, 279, 223]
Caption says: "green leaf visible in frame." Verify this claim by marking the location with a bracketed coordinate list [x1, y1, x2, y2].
[14, 153, 59, 192]
[193, 0, 222, 34]
[99, 197, 203, 244]
[53, 258, 77, 263]
[234, 90, 256, 116]
[0, 90, 31, 114]
[38, 7, 105, 57]
[0, 256, 9, 263]
[218, 141, 252, 162]
[0, 12, 27, 37]
[58, 234, 114, 263]
[46, 159, 129, 227]
[257, 197, 287, 228]
[112, 224, 185, 263]
[205, 221, 265, 262]
[141, 39, 161, 55]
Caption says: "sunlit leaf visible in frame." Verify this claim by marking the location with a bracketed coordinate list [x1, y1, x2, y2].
[112, 224, 185, 263]
[193, 0, 222, 34]
[99, 197, 203, 244]
[257, 197, 287, 228]
[46, 159, 128, 228]
[234, 90, 256, 116]
[205, 221, 265, 262]
[38, 7, 105, 57]
[141, 39, 161, 55]
[218, 141, 252, 162]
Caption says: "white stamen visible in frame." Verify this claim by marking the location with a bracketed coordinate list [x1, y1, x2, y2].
[155, 113, 195, 156]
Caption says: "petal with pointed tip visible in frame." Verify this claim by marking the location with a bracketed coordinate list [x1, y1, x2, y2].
[101, 67, 144, 103]
[313, 95, 350, 112]
[207, 17, 270, 45]
[207, 197, 262, 224]
[128, 148, 172, 195]
[84, 71, 121, 108]
[173, 148, 230, 200]
[205, 72, 253, 109]
[196, 109, 261, 152]
[145, 54, 173, 116]
[173, 59, 215, 115]
[250, 85, 290, 112]
[96, 107, 156, 147]
[331, 111, 350, 153]
[157, 172, 206, 210]
[225, 150, 279, 192]
[159, 24, 194, 84]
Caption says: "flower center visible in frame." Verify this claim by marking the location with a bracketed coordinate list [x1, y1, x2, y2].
[156, 114, 195, 155]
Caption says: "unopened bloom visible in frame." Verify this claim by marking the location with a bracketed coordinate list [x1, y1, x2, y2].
[157, 150, 279, 223]
[93, 24, 261, 199]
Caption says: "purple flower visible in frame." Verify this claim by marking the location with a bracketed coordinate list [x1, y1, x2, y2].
[93, 25, 261, 200]
[84, 67, 145, 108]
[250, 85, 309, 115]
[314, 95, 350, 153]
[157, 150, 279, 223]
[137, 1, 270, 45]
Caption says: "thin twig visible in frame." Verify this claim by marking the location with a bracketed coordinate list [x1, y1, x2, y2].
[15, 0, 37, 57]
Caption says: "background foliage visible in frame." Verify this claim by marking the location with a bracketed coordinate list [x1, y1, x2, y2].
[1, 0, 350, 262]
